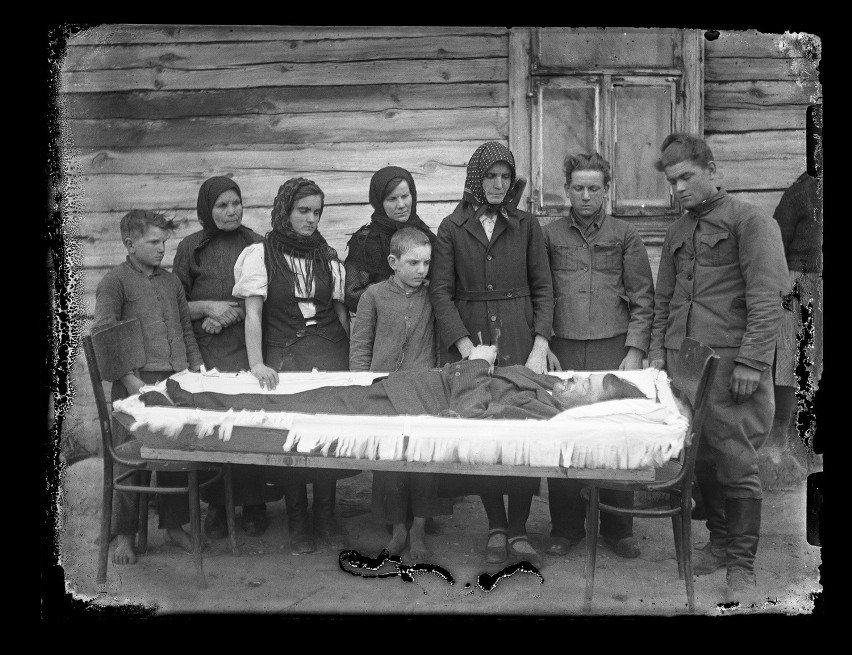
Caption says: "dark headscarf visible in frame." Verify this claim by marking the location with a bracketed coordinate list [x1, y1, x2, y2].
[346, 166, 436, 277]
[463, 142, 517, 214]
[193, 175, 258, 264]
[265, 177, 339, 300]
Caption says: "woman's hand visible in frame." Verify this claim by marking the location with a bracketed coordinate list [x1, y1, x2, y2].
[468, 344, 498, 370]
[618, 347, 645, 371]
[524, 335, 550, 374]
[546, 348, 562, 372]
[250, 362, 279, 390]
[206, 300, 243, 326]
[201, 316, 223, 334]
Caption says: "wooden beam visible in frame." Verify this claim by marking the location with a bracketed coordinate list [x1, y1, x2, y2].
[508, 28, 532, 212]
[715, 158, 806, 192]
[71, 141, 484, 176]
[67, 25, 509, 46]
[64, 108, 510, 148]
[705, 57, 819, 83]
[704, 30, 821, 59]
[64, 35, 507, 71]
[705, 107, 807, 132]
[706, 131, 806, 160]
[62, 58, 509, 93]
[63, 83, 509, 119]
[705, 81, 821, 108]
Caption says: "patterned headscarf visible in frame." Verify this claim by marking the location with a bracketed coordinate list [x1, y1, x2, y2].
[266, 177, 339, 300]
[193, 175, 256, 263]
[463, 142, 517, 211]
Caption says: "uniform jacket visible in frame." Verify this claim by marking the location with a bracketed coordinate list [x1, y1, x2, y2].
[429, 201, 554, 367]
[649, 190, 789, 369]
[542, 212, 654, 351]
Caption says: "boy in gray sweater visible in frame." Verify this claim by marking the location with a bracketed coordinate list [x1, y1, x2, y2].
[349, 227, 448, 559]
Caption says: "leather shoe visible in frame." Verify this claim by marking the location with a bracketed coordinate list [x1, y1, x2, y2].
[603, 535, 641, 559]
[693, 541, 726, 575]
[485, 529, 508, 563]
[545, 536, 576, 556]
[204, 505, 228, 540]
[241, 504, 269, 537]
[508, 536, 543, 569]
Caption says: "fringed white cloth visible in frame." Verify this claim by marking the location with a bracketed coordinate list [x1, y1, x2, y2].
[115, 368, 688, 471]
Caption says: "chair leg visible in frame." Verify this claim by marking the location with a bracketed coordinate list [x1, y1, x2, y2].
[187, 470, 208, 589]
[97, 458, 114, 585]
[223, 465, 240, 556]
[672, 496, 684, 579]
[682, 500, 695, 612]
[583, 486, 600, 612]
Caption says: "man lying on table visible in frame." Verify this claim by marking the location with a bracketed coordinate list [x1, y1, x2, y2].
[145, 345, 647, 417]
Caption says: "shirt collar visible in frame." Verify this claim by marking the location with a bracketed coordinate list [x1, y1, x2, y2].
[688, 188, 727, 218]
[124, 255, 161, 277]
[568, 207, 605, 234]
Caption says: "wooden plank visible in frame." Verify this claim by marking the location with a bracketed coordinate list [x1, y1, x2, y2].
[61, 58, 509, 93]
[704, 30, 821, 59]
[64, 35, 507, 71]
[71, 142, 482, 176]
[71, 202, 461, 269]
[705, 57, 818, 83]
[716, 158, 806, 192]
[706, 130, 806, 160]
[705, 81, 820, 108]
[508, 28, 532, 212]
[138, 447, 656, 481]
[68, 25, 508, 46]
[704, 107, 806, 132]
[69, 167, 469, 213]
[64, 108, 509, 148]
[62, 83, 509, 119]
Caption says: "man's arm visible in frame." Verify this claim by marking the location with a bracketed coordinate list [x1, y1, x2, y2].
[648, 231, 677, 369]
[621, 224, 655, 359]
[446, 345, 497, 417]
[524, 217, 554, 374]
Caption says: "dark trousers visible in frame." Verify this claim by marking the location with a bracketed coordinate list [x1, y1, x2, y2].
[372, 471, 450, 524]
[547, 335, 634, 540]
[480, 490, 535, 538]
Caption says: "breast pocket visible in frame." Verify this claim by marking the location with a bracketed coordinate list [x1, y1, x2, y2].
[697, 231, 737, 266]
[668, 239, 689, 272]
[550, 245, 581, 271]
[593, 241, 623, 271]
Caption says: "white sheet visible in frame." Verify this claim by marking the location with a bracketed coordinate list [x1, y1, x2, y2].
[117, 368, 688, 471]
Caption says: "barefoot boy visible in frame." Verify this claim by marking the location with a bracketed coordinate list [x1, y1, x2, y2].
[93, 210, 205, 565]
[349, 227, 450, 559]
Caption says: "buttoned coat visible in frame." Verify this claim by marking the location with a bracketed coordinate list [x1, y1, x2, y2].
[429, 201, 554, 367]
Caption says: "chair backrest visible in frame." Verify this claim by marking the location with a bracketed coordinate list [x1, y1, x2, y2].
[668, 338, 719, 488]
[83, 318, 146, 459]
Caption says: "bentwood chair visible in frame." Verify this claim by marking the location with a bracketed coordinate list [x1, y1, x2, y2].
[84, 318, 237, 589]
[581, 338, 719, 612]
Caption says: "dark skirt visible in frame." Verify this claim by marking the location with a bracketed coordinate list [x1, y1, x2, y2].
[437, 473, 539, 497]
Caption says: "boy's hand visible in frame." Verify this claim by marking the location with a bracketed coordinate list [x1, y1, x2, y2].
[250, 363, 279, 390]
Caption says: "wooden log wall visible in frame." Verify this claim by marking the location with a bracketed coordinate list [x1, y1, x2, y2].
[60, 25, 510, 320]
[703, 30, 821, 216]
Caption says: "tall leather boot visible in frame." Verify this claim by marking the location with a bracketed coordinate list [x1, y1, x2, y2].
[312, 476, 349, 550]
[692, 476, 727, 575]
[724, 497, 762, 606]
[284, 482, 315, 554]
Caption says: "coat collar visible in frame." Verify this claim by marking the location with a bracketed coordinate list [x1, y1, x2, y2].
[449, 201, 522, 249]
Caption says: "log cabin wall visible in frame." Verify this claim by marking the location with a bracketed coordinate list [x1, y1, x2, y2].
[61, 25, 510, 322]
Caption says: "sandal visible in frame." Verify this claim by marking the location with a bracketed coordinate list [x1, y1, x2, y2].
[485, 529, 508, 563]
[508, 535, 542, 569]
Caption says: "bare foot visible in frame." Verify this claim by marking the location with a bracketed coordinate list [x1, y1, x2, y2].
[385, 523, 408, 557]
[164, 527, 195, 553]
[408, 518, 430, 561]
[112, 534, 137, 565]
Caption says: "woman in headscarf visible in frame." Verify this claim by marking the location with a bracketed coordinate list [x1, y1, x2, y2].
[233, 177, 353, 554]
[429, 142, 555, 568]
[173, 175, 282, 540]
[343, 166, 437, 313]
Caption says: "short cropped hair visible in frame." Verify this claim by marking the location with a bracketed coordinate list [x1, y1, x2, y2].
[120, 209, 176, 241]
[655, 133, 715, 171]
[390, 227, 432, 259]
[564, 152, 612, 187]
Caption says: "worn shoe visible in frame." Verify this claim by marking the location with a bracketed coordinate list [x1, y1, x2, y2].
[603, 535, 641, 559]
[203, 505, 228, 540]
[545, 536, 576, 556]
[241, 504, 270, 537]
[693, 541, 726, 575]
[725, 568, 760, 606]
[508, 536, 543, 569]
[485, 529, 508, 564]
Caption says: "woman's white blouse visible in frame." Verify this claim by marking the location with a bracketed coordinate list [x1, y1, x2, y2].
[232, 242, 345, 319]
